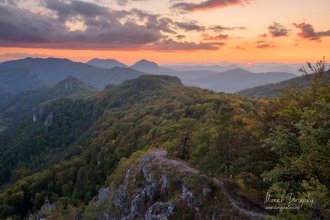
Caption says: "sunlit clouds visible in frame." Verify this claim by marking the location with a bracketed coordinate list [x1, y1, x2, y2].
[0, 0, 329, 63]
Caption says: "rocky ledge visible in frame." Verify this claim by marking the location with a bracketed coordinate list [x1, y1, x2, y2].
[87, 149, 248, 220]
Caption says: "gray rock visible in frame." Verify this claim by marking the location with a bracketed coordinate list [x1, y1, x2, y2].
[43, 200, 56, 209]
[97, 187, 110, 204]
[145, 202, 175, 220]
[159, 175, 168, 193]
[142, 165, 155, 184]
[131, 188, 146, 213]
[203, 184, 212, 196]
[181, 186, 196, 209]
[140, 154, 156, 164]
[44, 112, 53, 127]
[32, 113, 37, 122]
[112, 185, 129, 214]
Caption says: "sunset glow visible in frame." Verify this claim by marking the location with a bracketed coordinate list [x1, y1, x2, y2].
[0, 0, 329, 64]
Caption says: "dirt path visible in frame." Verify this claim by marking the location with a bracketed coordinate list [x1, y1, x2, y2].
[154, 149, 268, 219]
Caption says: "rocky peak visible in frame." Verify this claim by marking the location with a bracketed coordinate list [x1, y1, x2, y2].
[86, 149, 249, 219]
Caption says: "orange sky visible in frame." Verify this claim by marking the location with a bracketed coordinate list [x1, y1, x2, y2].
[0, 0, 329, 64]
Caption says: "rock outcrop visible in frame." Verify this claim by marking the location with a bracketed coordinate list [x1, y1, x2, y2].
[86, 149, 247, 220]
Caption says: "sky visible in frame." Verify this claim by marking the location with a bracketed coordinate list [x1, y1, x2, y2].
[0, 0, 329, 64]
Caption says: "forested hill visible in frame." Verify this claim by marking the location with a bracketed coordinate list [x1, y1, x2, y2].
[0, 67, 329, 219]
[238, 70, 330, 97]
[0, 77, 96, 122]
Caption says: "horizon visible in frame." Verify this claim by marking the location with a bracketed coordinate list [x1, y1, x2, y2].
[0, 56, 308, 66]
[0, 0, 329, 63]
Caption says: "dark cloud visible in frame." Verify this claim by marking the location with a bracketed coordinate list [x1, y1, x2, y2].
[210, 25, 246, 32]
[131, 9, 176, 34]
[0, 1, 220, 51]
[293, 22, 330, 41]
[0, 0, 20, 5]
[171, 0, 252, 12]
[202, 33, 229, 40]
[0, 4, 69, 44]
[44, 0, 111, 22]
[268, 22, 289, 37]
[176, 34, 185, 40]
[255, 40, 274, 49]
[259, 33, 267, 38]
[153, 38, 224, 51]
[174, 21, 206, 32]
[0, 2, 159, 48]
[116, 0, 147, 6]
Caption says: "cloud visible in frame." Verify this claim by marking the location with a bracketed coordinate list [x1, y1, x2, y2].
[176, 34, 185, 40]
[0, 0, 20, 5]
[268, 22, 289, 37]
[0, 4, 69, 44]
[174, 21, 206, 32]
[293, 22, 330, 41]
[210, 25, 246, 32]
[153, 38, 224, 51]
[131, 9, 176, 34]
[44, 0, 111, 22]
[116, 0, 147, 6]
[255, 40, 274, 49]
[0, 1, 222, 51]
[0, 2, 159, 48]
[202, 33, 229, 40]
[171, 0, 252, 12]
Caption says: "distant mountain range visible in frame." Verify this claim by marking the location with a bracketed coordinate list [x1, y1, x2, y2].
[238, 71, 330, 97]
[131, 59, 172, 73]
[164, 64, 241, 72]
[162, 68, 296, 92]
[0, 57, 298, 93]
[87, 58, 296, 92]
[1, 58, 145, 90]
[0, 66, 45, 93]
[87, 58, 127, 69]
[165, 63, 302, 75]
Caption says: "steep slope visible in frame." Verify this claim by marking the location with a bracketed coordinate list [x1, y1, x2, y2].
[0, 66, 45, 93]
[238, 71, 330, 97]
[1, 58, 145, 90]
[0, 77, 96, 132]
[87, 58, 127, 69]
[81, 149, 266, 219]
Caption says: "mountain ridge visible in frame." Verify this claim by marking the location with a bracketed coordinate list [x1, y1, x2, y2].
[87, 58, 127, 69]
[238, 70, 330, 97]
[1, 58, 145, 90]
[0, 65, 45, 93]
